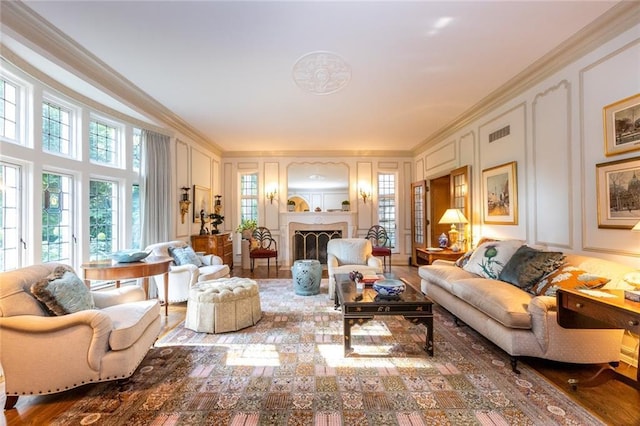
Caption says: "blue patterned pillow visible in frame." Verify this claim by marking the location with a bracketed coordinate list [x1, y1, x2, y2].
[31, 265, 95, 316]
[169, 245, 203, 267]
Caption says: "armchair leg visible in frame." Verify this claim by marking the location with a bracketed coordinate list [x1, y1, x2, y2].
[5, 395, 18, 410]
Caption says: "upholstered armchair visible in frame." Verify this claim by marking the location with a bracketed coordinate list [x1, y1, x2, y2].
[0, 263, 161, 409]
[145, 240, 230, 304]
[326, 238, 383, 299]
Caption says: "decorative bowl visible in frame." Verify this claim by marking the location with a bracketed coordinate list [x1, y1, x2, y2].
[110, 250, 151, 263]
[372, 279, 405, 297]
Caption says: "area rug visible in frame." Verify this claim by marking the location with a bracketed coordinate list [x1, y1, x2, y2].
[49, 279, 603, 425]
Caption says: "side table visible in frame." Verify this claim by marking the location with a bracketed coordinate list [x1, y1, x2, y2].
[415, 248, 462, 265]
[81, 256, 173, 316]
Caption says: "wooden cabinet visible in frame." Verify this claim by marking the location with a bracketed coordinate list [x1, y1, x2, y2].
[415, 248, 462, 265]
[191, 233, 233, 269]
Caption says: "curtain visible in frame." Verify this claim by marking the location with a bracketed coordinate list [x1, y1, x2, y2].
[140, 130, 172, 297]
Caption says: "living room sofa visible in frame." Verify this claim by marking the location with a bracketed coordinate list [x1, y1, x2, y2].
[419, 243, 634, 373]
[0, 263, 161, 409]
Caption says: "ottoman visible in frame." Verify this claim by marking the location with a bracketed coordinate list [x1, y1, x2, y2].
[292, 259, 322, 295]
[185, 277, 262, 333]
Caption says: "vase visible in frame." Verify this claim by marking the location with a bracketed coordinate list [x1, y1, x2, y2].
[438, 233, 448, 248]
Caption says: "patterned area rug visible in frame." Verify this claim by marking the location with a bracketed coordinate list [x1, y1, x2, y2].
[50, 279, 603, 425]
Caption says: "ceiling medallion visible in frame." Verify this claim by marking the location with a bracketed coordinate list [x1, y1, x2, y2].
[292, 51, 351, 95]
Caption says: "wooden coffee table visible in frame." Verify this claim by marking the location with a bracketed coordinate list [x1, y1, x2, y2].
[334, 273, 434, 357]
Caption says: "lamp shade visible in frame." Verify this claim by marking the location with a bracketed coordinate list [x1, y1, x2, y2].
[438, 208, 469, 225]
[633, 220, 640, 231]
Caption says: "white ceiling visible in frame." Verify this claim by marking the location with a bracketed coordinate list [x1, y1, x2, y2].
[11, 1, 622, 153]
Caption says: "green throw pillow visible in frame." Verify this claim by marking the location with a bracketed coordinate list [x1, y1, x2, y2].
[498, 245, 565, 290]
[31, 265, 95, 316]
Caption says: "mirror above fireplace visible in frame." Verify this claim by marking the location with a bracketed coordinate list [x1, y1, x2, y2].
[287, 162, 349, 211]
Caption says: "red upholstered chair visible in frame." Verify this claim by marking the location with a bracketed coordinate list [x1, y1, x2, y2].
[365, 225, 392, 272]
[250, 227, 278, 273]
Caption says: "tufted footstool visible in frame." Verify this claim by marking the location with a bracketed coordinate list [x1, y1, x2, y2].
[185, 277, 262, 333]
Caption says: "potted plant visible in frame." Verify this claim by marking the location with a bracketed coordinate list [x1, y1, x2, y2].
[341, 200, 350, 211]
[287, 199, 296, 212]
[235, 218, 257, 240]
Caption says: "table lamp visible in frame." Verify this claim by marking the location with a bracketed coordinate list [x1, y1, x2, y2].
[438, 208, 469, 251]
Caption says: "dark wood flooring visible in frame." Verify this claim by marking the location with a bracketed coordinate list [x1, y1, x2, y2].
[4, 264, 639, 425]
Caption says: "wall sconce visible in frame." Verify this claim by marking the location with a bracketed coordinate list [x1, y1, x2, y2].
[266, 188, 277, 204]
[179, 187, 191, 224]
[359, 188, 371, 204]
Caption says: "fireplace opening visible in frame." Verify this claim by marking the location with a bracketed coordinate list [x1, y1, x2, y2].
[293, 230, 342, 264]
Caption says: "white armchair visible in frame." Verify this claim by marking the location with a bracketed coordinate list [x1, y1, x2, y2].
[327, 238, 383, 299]
[0, 263, 161, 409]
[145, 240, 230, 303]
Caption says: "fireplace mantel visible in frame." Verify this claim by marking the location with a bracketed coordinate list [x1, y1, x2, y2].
[280, 212, 357, 266]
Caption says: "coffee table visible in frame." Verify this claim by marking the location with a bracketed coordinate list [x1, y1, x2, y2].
[334, 273, 434, 357]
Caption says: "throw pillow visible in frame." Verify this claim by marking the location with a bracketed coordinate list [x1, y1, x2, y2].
[530, 264, 610, 297]
[31, 265, 95, 316]
[455, 237, 498, 268]
[168, 245, 203, 267]
[462, 239, 523, 279]
[498, 245, 565, 290]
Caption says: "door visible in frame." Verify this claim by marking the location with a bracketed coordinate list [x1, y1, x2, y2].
[410, 180, 427, 266]
[429, 175, 451, 247]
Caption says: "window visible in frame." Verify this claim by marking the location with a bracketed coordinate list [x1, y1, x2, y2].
[131, 183, 140, 249]
[89, 179, 118, 260]
[89, 119, 119, 166]
[240, 173, 258, 223]
[132, 128, 142, 172]
[42, 172, 73, 263]
[377, 172, 396, 248]
[0, 162, 21, 271]
[42, 101, 71, 155]
[0, 79, 17, 141]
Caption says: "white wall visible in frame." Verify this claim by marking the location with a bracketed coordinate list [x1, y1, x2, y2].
[414, 24, 640, 267]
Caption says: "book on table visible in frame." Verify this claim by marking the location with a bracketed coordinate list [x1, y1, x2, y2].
[362, 274, 384, 284]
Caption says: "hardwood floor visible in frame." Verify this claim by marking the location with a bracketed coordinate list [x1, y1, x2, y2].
[4, 265, 639, 425]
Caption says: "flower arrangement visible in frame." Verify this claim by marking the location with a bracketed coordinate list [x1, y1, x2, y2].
[235, 218, 257, 233]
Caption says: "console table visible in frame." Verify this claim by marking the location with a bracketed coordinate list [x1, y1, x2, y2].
[415, 247, 462, 265]
[557, 287, 640, 389]
[81, 256, 172, 316]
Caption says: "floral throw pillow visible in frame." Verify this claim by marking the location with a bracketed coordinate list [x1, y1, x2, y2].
[530, 265, 609, 297]
[454, 237, 498, 268]
[462, 239, 523, 279]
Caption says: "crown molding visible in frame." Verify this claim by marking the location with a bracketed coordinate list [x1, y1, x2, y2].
[222, 149, 414, 159]
[0, 0, 222, 155]
[412, 1, 640, 155]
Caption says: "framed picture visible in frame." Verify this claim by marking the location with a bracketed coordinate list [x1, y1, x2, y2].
[482, 161, 518, 225]
[192, 185, 211, 223]
[596, 156, 640, 229]
[603, 93, 640, 156]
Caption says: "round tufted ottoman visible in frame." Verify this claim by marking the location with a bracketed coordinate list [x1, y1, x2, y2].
[185, 277, 262, 333]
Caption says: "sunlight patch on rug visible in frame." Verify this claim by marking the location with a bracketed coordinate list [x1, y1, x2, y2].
[49, 279, 605, 426]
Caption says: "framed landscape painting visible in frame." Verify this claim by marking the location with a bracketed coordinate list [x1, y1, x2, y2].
[192, 185, 211, 223]
[596, 156, 640, 229]
[603, 93, 640, 156]
[482, 161, 518, 225]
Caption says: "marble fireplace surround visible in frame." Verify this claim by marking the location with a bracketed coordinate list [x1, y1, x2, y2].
[280, 212, 356, 267]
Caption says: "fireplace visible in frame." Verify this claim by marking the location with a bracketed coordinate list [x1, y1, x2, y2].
[282, 214, 354, 266]
[293, 229, 342, 264]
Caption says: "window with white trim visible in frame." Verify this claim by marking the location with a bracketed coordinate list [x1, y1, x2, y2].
[377, 172, 396, 248]
[0, 79, 18, 142]
[240, 173, 258, 223]
[89, 179, 118, 261]
[42, 101, 72, 156]
[89, 118, 120, 166]
[0, 162, 22, 271]
[42, 171, 74, 263]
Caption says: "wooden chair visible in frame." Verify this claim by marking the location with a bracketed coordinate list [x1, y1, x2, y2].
[250, 226, 278, 273]
[365, 225, 392, 272]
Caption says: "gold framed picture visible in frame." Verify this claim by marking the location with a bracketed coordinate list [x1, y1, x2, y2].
[596, 156, 640, 229]
[603, 93, 640, 156]
[192, 185, 211, 223]
[482, 161, 518, 225]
